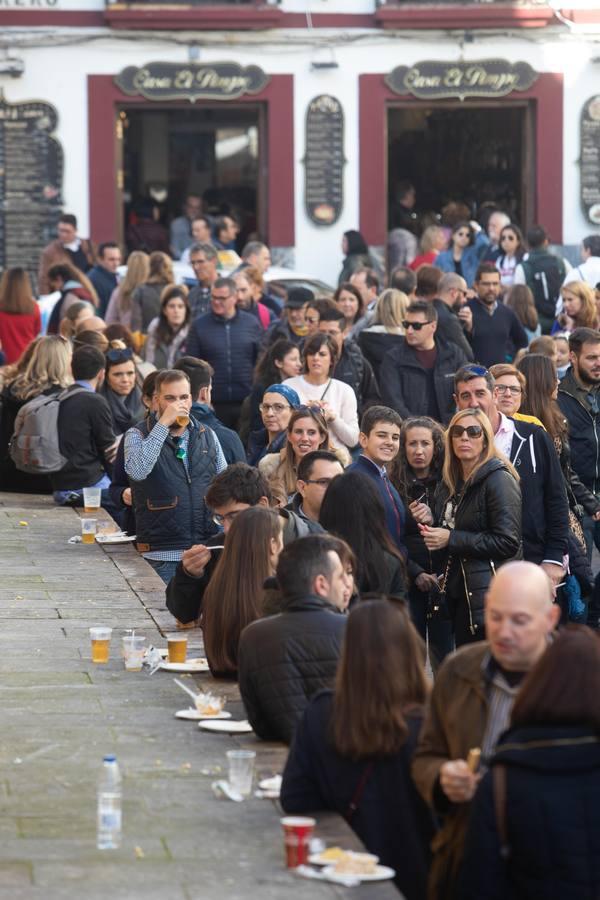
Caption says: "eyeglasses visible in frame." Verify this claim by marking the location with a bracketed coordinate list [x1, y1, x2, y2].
[259, 402, 290, 414]
[303, 478, 335, 487]
[106, 347, 133, 363]
[173, 436, 187, 461]
[495, 385, 522, 395]
[402, 320, 432, 331]
[212, 509, 242, 527]
[450, 424, 484, 439]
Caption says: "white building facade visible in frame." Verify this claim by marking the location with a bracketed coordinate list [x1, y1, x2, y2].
[1, 0, 599, 285]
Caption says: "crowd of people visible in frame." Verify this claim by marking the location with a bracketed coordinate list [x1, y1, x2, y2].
[1, 203, 600, 899]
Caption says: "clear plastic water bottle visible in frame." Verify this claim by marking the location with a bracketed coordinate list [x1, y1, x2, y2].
[97, 755, 122, 850]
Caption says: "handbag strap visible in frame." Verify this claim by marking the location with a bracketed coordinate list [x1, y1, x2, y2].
[346, 761, 374, 821]
[492, 764, 511, 860]
[320, 379, 332, 402]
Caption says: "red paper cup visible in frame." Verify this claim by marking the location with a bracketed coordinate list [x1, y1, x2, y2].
[280, 817, 316, 868]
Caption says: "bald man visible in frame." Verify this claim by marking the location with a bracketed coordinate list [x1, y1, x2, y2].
[412, 562, 559, 900]
[75, 315, 105, 335]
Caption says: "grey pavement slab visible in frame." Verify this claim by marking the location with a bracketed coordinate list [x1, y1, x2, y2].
[0, 494, 402, 900]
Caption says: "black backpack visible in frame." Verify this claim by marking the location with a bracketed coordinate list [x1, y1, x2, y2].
[521, 253, 566, 320]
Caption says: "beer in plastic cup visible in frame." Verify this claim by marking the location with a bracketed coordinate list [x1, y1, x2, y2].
[176, 414, 190, 428]
[83, 486, 101, 512]
[122, 635, 146, 671]
[81, 518, 97, 544]
[90, 626, 112, 663]
[280, 817, 316, 868]
[167, 634, 188, 663]
[226, 750, 255, 797]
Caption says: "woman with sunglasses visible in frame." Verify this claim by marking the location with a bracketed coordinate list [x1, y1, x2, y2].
[99, 342, 145, 437]
[259, 406, 345, 498]
[247, 383, 301, 467]
[283, 333, 359, 454]
[143, 285, 191, 369]
[496, 224, 525, 291]
[420, 408, 521, 647]
[436, 220, 489, 288]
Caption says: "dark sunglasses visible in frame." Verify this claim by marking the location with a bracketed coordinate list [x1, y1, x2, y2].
[402, 320, 432, 331]
[461, 364, 489, 378]
[106, 347, 133, 363]
[450, 424, 484, 439]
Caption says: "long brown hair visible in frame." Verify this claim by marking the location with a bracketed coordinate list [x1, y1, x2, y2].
[332, 599, 428, 759]
[0, 267, 36, 315]
[511, 625, 600, 730]
[442, 408, 518, 497]
[201, 507, 282, 675]
[505, 284, 538, 332]
[517, 354, 566, 441]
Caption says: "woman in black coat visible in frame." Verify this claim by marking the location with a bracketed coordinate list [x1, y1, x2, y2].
[390, 416, 453, 672]
[281, 599, 435, 900]
[460, 626, 600, 900]
[421, 408, 522, 646]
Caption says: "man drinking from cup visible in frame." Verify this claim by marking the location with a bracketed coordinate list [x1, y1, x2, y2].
[124, 369, 227, 584]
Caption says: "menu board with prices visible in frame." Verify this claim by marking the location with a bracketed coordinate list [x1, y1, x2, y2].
[304, 95, 345, 227]
[0, 92, 63, 290]
[581, 96, 600, 226]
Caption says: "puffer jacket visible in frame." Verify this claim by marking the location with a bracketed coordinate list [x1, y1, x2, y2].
[185, 309, 261, 404]
[434, 458, 522, 638]
[460, 725, 600, 900]
[238, 594, 346, 744]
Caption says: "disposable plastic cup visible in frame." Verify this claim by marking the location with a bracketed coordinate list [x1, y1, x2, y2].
[83, 486, 101, 512]
[81, 518, 97, 544]
[176, 414, 190, 428]
[167, 634, 188, 663]
[122, 635, 146, 671]
[226, 750, 255, 798]
[90, 626, 112, 663]
[280, 817, 316, 868]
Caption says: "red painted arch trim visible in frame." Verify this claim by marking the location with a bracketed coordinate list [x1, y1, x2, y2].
[87, 73, 294, 247]
[359, 71, 563, 246]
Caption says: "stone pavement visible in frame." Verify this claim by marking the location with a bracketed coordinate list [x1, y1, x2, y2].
[0, 495, 403, 900]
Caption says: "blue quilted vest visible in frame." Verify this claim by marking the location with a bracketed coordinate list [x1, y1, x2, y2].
[132, 417, 218, 553]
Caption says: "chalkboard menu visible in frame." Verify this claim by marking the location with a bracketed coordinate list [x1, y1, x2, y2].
[0, 91, 63, 290]
[304, 95, 345, 226]
[581, 95, 600, 226]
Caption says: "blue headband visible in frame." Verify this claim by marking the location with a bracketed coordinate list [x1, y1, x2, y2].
[263, 383, 301, 408]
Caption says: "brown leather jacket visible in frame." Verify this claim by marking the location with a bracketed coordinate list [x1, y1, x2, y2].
[412, 642, 490, 900]
[38, 238, 95, 293]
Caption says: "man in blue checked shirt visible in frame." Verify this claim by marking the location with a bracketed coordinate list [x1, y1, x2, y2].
[124, 368, 227, 584]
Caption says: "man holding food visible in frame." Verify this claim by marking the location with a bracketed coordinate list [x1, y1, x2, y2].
[411, 561, 559, 899]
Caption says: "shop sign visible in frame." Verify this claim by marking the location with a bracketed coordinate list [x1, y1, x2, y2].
[0, 91, 63, 290]
[115, 62, 270, 103]
[581, 96, 600, 225]
[385, 59, 538, 101]
[303, 95, 345, 227]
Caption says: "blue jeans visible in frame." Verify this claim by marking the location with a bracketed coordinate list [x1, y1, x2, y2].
[145, 559, 179, 585]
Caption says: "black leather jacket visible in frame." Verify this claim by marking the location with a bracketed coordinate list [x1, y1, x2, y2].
[433, 458, 522, 638]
